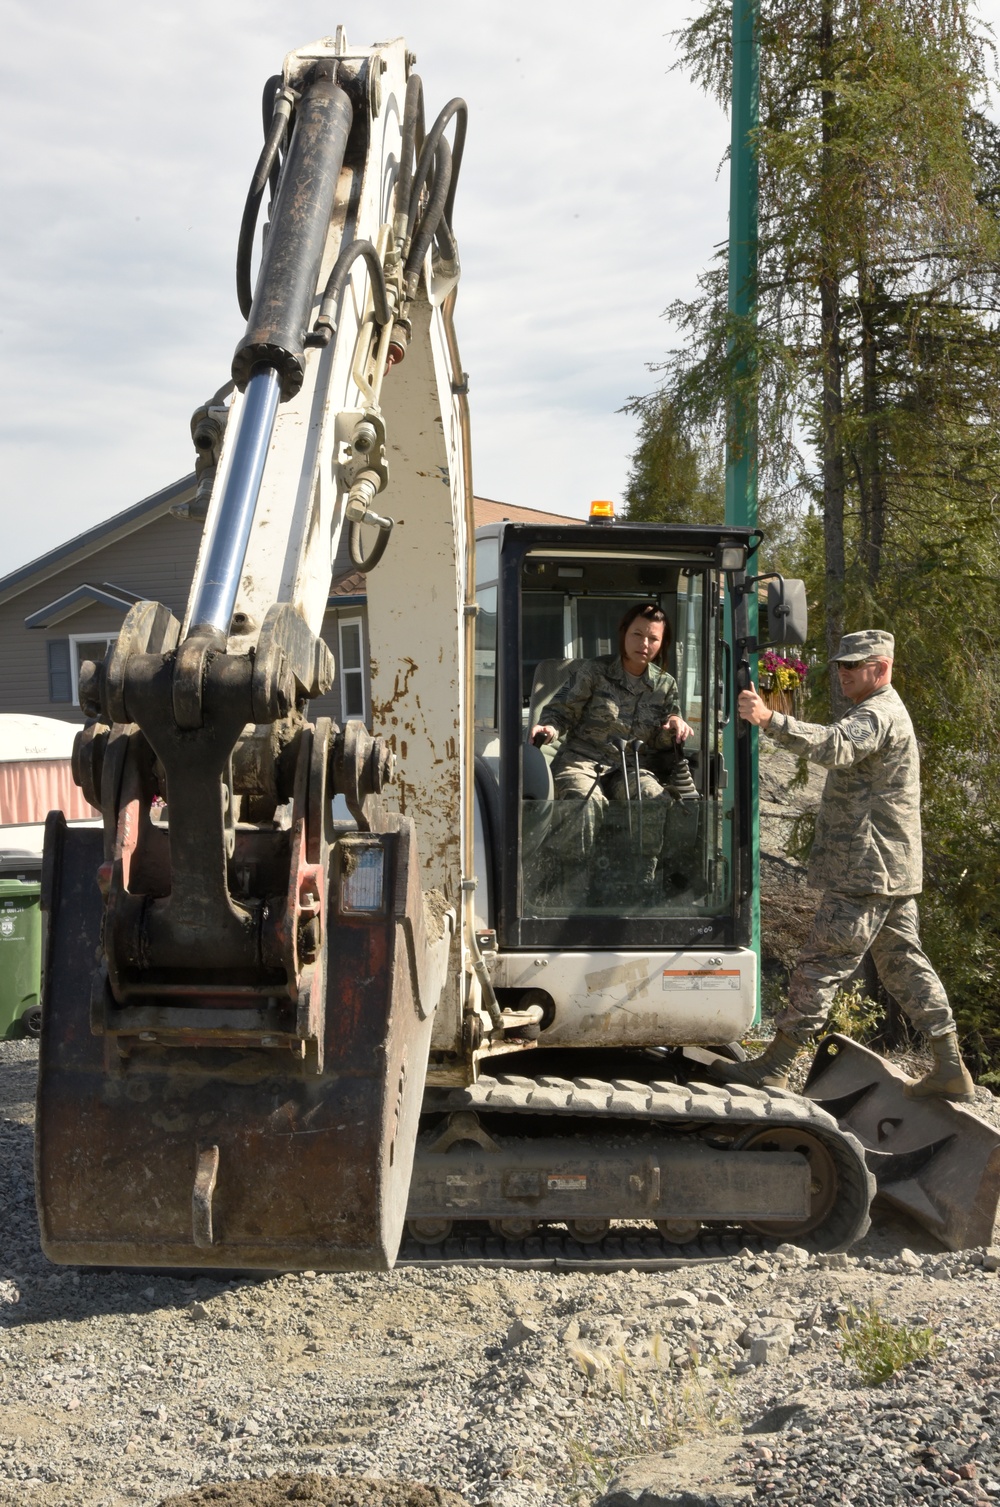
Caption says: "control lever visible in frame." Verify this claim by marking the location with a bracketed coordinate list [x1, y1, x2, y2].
[628, 737, 645, 852]
[611, 736, 633, 839]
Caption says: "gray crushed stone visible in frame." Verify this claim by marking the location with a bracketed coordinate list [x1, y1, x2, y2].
[3, 1040, 1000, 1507]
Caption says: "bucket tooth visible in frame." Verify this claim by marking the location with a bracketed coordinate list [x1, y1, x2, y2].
[192, 1146, 220, 1247]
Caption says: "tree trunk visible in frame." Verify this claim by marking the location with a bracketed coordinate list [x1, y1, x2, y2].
[820, 270, 846, 666]
[858, 265, 887, 587]
[820, 0, 848, 717]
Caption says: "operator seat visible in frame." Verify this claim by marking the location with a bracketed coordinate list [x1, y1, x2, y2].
[520, 657, 585, 863]
[528, 657, 584, 745]
[524, 656, 586, 802]
[524, 654, 587, 807]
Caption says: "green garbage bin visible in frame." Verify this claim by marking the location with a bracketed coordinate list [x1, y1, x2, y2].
[0, 877, 42, 1039]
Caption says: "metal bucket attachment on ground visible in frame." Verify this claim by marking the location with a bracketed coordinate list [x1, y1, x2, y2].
[36, 819, 448, 1271]
[803, 1034, 1000, 1251]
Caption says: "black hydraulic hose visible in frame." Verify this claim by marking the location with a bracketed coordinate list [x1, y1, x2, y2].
[349, 518, 392, 573]
[261, 73, 281, 133]
[403, 97, 467, 255]
[237, 83, 295, 319]
[261, 74, 284, 200]
[404, 137, 452, 292]
[313, 239, 391, 340]
[394, 73, 425, 229]
[434, 209, 458, 264]
[441, 99, 467, 231]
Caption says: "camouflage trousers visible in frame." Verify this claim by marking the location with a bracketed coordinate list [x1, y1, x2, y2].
[777, 892, 956, 1044]
[551, 758, 668, 862]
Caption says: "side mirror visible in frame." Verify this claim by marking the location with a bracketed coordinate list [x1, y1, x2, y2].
[766, 577, 807, 646]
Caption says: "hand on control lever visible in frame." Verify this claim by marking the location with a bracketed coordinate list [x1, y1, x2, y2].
[663, 714, 694, 743]
[530, 724, 556, 747]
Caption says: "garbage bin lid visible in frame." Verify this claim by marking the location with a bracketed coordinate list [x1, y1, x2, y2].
[0, 874, 41, 896]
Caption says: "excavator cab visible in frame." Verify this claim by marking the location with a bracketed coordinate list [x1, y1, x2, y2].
[473, 519, 758, 979]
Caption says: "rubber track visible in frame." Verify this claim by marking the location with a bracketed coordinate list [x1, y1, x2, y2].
[401, 1071, 876, 1266]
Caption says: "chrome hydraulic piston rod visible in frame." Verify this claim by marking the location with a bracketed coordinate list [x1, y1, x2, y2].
[187, 365, 281, 638]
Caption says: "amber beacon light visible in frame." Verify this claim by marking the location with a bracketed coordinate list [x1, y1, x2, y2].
[588, 499, 615, 523]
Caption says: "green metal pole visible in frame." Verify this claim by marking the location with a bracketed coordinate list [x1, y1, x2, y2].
[725, 0, 760, 1014]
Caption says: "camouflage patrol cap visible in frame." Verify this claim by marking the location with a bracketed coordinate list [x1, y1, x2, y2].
[830, 629, 895, 662]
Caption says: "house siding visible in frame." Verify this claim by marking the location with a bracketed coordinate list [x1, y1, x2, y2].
[0, 512, 205, 721]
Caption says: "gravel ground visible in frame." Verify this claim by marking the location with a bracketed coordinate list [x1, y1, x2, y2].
[4, 1038, 1000, 1507]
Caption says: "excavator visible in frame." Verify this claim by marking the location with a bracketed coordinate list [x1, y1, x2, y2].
[34, 31, 1000, 1272]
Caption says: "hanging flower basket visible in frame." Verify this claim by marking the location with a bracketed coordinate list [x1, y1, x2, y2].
[759, 650, 808, 716]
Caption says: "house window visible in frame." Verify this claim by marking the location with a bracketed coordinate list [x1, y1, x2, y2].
[338, 617, 366, 722]
[47, 635, 118, 705]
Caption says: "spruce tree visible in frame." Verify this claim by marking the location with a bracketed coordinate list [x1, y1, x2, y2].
[649, 0, 1000, 1066]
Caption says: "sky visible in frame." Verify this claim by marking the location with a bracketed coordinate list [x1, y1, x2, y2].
[0, 1, 997, 578]
[0, 0, 735, 576]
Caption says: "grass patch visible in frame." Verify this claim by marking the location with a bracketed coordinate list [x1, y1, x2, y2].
[837, 1303, 941, 1385]
[566, 1336, 737, 1490]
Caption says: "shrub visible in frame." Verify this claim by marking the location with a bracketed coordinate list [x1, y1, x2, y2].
[837, 1303, 940, 1385]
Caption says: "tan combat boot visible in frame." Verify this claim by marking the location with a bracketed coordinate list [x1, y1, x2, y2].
[903, 1030, 975, 1103]
[708, 1030, 805, 1090]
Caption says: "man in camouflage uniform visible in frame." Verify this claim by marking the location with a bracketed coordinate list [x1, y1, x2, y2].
[531, 604, 693, 887]
[712, 629, 974, 1102]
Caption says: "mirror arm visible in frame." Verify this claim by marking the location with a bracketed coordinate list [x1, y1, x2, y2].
[733, 569, 781, 602]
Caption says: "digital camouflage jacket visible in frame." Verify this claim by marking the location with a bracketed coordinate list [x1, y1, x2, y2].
[544, 655, 681, 774]
[765, 685, 922, 896]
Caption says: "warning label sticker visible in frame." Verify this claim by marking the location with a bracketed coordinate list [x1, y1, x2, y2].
[547, 1174, 588, 1192]
[662, 970, 741, 992]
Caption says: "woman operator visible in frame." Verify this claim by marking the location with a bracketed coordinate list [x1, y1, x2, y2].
[529, 602, 694, 884]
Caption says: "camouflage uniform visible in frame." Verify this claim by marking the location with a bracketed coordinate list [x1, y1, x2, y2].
[544, 655, 681, 862]
[764, 671, 955, 1043]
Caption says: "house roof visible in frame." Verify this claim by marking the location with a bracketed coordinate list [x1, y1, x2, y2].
[25, 582, 142, 630]
[472, 496, 582, 527]
[0, 474, 197, 608]
[328, 570, 366, 603]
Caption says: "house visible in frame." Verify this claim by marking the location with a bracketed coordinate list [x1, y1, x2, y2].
[0, 479, 575, 726]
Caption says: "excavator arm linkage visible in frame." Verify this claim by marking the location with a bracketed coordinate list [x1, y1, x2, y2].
[36, 36, 461, 1271]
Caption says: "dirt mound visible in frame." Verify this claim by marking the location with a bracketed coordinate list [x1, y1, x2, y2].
[158, 1476, 476, 1507]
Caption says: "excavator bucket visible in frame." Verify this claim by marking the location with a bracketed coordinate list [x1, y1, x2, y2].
[804, 1034, 1000, 1251]
[36, 817, 447, 1272]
